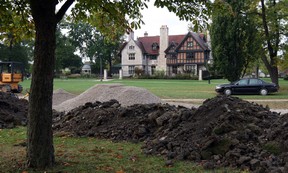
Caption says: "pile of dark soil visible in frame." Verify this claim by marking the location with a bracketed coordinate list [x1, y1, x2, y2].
[0, 92, 28, 128]
[53, 95, 288, 173]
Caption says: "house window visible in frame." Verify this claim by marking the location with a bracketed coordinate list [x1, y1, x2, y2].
[172, 54, 177, 59]
[187, 41, 194, 48]
[185, 64, 197, 74]
[152, 43, 159, 50]
[186, 52, 195, 60]
[151, 66, 156, 75]
[129, 45, 135, 50]
[129, 53, 135, 60]
[150, 55, 157, 60]
[128, 66, 135, 75]
[172, 66, 177, 74]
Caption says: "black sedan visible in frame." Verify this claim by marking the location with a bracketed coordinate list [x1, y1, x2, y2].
[215, 78, 278, 95]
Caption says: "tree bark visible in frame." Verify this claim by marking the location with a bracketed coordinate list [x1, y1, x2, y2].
[27, 1, 57, 168]
[260, 0, 279, 87]
[262, 54, 279, 86]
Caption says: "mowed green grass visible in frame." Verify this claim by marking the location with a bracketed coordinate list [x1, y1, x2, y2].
[0, 127, 247, 173]
[20, 78, 288, 100]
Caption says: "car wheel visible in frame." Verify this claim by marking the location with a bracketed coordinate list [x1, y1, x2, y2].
[224, 89, 232, 96]
[260, 88, 268, 96]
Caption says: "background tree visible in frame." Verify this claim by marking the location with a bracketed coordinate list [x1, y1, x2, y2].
[256, 0, 288, 87]
[1, 0, 211, 169]
[211, 0, 261, 82]
[67, 22, 125, 76]
[55, 27, 82, 74]
[279, 44, 288, 72]
[0, 41, 33, 73]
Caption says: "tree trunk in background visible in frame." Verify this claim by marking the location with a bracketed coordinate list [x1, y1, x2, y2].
[27, 1, 57, 168]
[255, 66, 259, 79]
[260, 0, 280, 87]
[262, 54, 279, 87]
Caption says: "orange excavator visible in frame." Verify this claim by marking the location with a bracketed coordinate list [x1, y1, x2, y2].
[0, 61, 24, 93]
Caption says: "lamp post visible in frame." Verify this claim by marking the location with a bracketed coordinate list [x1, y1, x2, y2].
[204, 49, 211, 84]
[99, 53, 103, 82]
[207, 60, 211, 84]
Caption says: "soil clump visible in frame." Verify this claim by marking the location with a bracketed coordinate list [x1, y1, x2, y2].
[53, 95, 288, 173]
[0, 92, 28, 128]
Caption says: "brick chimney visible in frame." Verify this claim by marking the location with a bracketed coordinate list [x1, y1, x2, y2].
[144, 31, 148, 37]
[128, 31, 134, 40]
[158, 25, 169, 72]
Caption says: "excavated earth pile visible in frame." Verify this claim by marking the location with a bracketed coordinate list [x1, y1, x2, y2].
[53, 84, 162, 112]
[52, 88, 76, 106]
[1, 87, 288, 172]
[0, 92, 28, 128]
[53, 95, 288, 173]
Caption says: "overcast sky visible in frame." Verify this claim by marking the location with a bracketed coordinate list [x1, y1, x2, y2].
[57, 1, 191, 38]
[133, 1, 191, 38]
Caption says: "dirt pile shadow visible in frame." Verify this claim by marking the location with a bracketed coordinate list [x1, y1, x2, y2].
[53, 95, 288, 173]
[0, 92, 28, 128]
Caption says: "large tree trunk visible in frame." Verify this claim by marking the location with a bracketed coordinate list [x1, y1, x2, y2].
[261, 54, 279, 87]
[27, 1, 57, 168]
[260, 0, 279, 87]
[270, 66, 279, 86]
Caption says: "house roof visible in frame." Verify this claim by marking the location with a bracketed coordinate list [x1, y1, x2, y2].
[137, 34, 188, 55]
[137, 36, 160, 55]
[120, 32, 209, 55]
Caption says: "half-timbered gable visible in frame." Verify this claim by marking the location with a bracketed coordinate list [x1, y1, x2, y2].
[165, 32, 210, 76]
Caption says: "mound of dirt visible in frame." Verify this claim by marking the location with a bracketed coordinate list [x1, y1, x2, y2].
[53, 95, 288, 173]
[53, 84, 162, 112]
[0, 92, 28, 128]
[53, 88, 76, 106]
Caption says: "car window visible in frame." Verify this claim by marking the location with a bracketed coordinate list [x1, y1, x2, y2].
[238, 79, 248, 85]
[249, 79, 262, 85]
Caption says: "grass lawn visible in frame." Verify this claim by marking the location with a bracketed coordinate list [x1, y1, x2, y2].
[0, 127, 247, 173]
[20, 78, 288, 100]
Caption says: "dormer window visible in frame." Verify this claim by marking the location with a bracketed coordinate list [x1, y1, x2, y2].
[186, 52, 195, 59]
[187, 41, 194, 48]
[152, 43, 159, 50]
[129, 45, 135, 50]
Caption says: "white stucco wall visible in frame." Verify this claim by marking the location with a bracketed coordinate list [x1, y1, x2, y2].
[121, 40, 144, 76]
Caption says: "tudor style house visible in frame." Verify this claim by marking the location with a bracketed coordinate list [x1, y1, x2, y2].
[120, 25, 210, 77]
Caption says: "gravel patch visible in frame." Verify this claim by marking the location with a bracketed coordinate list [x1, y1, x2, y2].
[53, 88, 76, 106]
[53, 84, 162, 112]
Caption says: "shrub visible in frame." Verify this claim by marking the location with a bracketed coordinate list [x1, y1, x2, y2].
[154, 70, 166, 79]
[67, 74, 81, 78]
[134, 67, 144, 77]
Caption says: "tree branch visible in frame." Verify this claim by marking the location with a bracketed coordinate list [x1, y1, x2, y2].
[55, 0, 75, 23]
